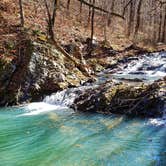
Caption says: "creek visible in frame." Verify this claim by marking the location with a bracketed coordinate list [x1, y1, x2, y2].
[0, 52, 166, 166]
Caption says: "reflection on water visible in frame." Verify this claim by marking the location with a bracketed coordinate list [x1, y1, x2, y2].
[0, 105, 165, 166]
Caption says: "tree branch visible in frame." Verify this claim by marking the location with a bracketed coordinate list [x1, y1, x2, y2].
[76, 0, 124, 19]
[122, 0, 133, 16]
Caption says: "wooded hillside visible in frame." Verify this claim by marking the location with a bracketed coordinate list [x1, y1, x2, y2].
[0, 0, 166, 50]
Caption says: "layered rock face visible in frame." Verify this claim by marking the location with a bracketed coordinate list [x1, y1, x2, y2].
[0, 40, 89, 106]
[71, 78, 166, 117]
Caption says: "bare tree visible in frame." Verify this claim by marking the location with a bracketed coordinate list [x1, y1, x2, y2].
[44, 0, 58, 40]
[80, 0, 83, 14]
[161, 5, 166, 42]
[127, 0, 134, 36]
[134, 0, 143, 36]
[87, 0, 92, 25]
[32, 0, 166, 44]
[90, 0, 95, 44]
[67, 0, 71, 10]
[107, 0, 115, 26]
[19, 0, 24, 27]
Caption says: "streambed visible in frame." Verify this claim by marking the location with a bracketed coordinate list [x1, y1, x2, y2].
[0, 52, 166, 166]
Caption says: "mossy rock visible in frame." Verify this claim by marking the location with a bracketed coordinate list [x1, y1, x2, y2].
[72, 80, 165, 117]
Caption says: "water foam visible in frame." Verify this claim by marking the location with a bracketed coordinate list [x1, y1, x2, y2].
[21, 52, 166, 119]
[148, 118, 166, 126]
[148, 105, 166, 126]
[43, 85, 97, 107]
[19, 102, 69, 116]
[113, 52, 166, 82]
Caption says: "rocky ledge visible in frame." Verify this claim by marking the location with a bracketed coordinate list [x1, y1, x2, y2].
[0, 37, 90, 106]
[71, 77, 166, 117]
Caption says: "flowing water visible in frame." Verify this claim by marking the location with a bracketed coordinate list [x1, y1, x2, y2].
[0, 52, 166, 166]
[98, 52, 166, 84]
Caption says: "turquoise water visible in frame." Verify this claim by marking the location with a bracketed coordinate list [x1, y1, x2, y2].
[0, 52, 166, 166]
[0, 103, 165, 166]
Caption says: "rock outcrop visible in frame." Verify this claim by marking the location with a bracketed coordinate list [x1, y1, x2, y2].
[71, 78, 166, 117]
[0, 38, 90, 106]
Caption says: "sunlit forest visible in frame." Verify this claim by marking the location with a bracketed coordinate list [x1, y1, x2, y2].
[0, 1, 166, 166]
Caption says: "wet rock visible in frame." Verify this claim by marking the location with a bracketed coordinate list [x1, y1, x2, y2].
[146, 64, 164, 71]
[87, 58, 105, 72]
[124, 44, 147, 54]
[71, 80, 165, 117]
[81, 77, 96, 86]
[117, 77, 144, 82]
[129, 71, 145, 75]
[127, 57, 139, 61]
[0, 39, 90, 106]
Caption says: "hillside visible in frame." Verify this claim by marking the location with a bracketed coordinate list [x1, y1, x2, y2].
[0, 0, 166, 105]
[1, 0, 166, 51]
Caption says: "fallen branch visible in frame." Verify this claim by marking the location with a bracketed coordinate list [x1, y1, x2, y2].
[52, 39, 91, 77]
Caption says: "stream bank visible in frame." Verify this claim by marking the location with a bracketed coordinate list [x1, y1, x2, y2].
[0, 34, 91, 106]
[45, 51, 166, 118]
[0, 31, 166, 118]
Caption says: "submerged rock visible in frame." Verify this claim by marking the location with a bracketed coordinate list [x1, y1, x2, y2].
[71, 79, 166, 117]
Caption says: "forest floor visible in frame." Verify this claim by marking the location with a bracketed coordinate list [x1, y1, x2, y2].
[0, 0, 166, 116]
[1, 0, 166, 59]
[0, 0, 166, 74]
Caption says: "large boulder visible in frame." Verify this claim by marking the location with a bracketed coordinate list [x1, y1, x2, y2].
[0, 39, 90, 106]
[71, 79, 166, 117]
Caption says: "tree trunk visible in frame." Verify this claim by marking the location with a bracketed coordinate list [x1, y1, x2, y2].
[44, 0, 58, 41]
[52, 0, 58, 26]
[161, 5, 166, 42]
[87, 0, 92, 26]
[89, 0, 95, 55]
[91, 0, 95, 42]
[108, 0, 115, 26]
[157, 7, 162, 42]
[80, 0, 83, 14]
[127, 0, 134, 37]
[67, 0, 71, 10]
[19, 0, 24, 27]
[134, 0, 143, 36]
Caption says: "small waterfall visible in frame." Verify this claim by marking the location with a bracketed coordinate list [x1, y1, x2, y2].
[43, 52, 166, 124]
[43, 85, 98, 107]
[43, 88, 80, 106]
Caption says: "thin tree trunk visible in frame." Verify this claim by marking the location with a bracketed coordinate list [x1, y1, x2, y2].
[67, 0, 71, 10]
[87, 0, 92, 25]
[127, 0, 134, 36]
[108, 0, 115, 26]
[91, 0, 95, 43]
[134, 0, 143, 36]
[19, 0, 24, 27]
[104, 21, 107, 42]
[44, 0, 58, 41]
[52, 0, 58, 26]
[158, 7, 162, 42]
[80, 0, 83, 14]
[89, 0, 95, 55]
[161, 5, 166, 42]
